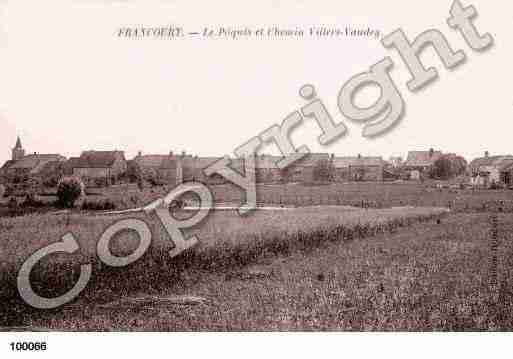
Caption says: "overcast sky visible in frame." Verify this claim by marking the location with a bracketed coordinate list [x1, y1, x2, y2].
[0, 0, 511, 165]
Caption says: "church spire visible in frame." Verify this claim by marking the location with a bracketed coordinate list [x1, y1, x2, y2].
[14, 136, 22, 149]
[12, 135, 25, 161]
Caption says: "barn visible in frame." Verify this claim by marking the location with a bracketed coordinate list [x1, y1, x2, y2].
[71, 150, 127, 187]
[332, 155, 384, 182]
[468, 153, 513, 188]
[285, 153, 331, 183]
[403, 149, 442, 179]
[132, 152, 182, 185]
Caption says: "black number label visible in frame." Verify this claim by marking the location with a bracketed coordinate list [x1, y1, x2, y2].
[9, 342, 47, 351]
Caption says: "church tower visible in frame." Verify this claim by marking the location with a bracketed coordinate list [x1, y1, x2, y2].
[12, 136, 25, 161]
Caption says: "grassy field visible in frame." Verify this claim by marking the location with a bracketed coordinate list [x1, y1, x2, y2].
[98, 181, 513, 212]
[1, 182, 512, 331]
[12, 212, 513, 331]
[4, 181, 513, 212]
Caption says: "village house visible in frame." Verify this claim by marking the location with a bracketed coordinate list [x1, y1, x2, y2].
[468, 152, 513, 188]
[186, 156, 245, 185]
[288, 153, 332, 183]
[403, 149, 442, 180]
[132, 151, 182, 186]
[70, 150, 127, 187]
[332, 155, 384, 182]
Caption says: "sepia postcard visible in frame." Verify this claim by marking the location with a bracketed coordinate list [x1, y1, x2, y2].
[0, 0, 512, 357]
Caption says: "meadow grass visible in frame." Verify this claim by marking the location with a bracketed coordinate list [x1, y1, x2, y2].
[0, 205, 445, 327]
[19, 212, 513, 331]
[29, 181, 513, 210]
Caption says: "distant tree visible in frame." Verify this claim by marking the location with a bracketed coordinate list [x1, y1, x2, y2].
[431, 155, 468, 180]
[313, 159, 333, 182]
[56, 176, 85, 208]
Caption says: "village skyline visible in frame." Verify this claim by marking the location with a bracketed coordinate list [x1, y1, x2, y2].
[0, 130, 502, 166]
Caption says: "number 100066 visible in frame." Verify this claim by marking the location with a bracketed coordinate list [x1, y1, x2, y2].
[10, 342, 47, 351]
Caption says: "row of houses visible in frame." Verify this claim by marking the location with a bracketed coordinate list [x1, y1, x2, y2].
[0, 137, 387, 188]
[390, 149, 513, 187]
[2, 136, 513, 189]
[130, 152, 386, 184]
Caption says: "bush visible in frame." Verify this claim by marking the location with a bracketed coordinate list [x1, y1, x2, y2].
[56, 176, 84, 208]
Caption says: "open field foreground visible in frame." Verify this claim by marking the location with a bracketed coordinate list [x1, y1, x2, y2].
[0, 205, 451, 329]
[13, 212, 513, 331]
[1, 209, 512, 331]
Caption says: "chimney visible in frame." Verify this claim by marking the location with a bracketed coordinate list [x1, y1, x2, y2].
[485, 151, 489, 158]
[137, 151, 142, 157]
[169, 151, 173, 156]
[357, 153, 361, 159]
[429, 148, 434, 157]
[182, 150, 186, 157]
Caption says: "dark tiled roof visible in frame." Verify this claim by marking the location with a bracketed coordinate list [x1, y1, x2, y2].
[7, 154, 65, 174]
[74, 151, 125, 168]
[404, 150, 442, 167]
[332, 156, 384, 168]
[469, 155, 513, 171]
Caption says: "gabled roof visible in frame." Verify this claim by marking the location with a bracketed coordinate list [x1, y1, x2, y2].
[7, 154, 66, 174]
[403, 150, 442, 167]
[332, 156, 384, 168]
[73, 151, 125, 168]
[469, 155, 513, 171]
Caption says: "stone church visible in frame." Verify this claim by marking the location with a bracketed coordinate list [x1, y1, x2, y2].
[0, 136, 66, 184]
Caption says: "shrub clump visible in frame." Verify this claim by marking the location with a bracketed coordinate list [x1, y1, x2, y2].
[56, 176, 85, 208]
